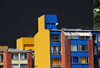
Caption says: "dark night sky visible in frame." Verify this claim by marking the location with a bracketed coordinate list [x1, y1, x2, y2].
[0, 0, 93, 48]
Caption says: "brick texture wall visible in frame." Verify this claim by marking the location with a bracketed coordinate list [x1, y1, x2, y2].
[61, 29, 71, 68]
[28, 52, 32, 68]
[4, 50, 11, 68]
[88, 37, 94, 68]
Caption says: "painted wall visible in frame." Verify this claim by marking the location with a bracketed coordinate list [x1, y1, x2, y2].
[16, 37, 34, 50]
[38, 15, 45, 32]
[34, 29, 50, 68]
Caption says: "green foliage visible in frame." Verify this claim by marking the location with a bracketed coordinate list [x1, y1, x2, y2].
[94, 13, 100, 29]
[94, 0, 100, 8]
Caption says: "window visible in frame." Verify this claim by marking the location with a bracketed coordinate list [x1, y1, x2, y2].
[71, 45, 78, 51]
[12, 53, 18, 59]
[93, 34, 97, 43]
[32, 54, 34, 62]
[51, 58, 61, 67]
[20, 53, 27, 59]
[50, 34, 61, 42]
[98, 47, 100, 55]
[80, 57, 88, 64]
[0, 55, 3, 62]
[98, 35, 100, 43]
[93, 46, 97, 55]
[51, 46, 61, 55]
[80, 45, 88, 51]
[71, 57, 78, 64]
[80, 36, 90, 40]
[12, 64, 18, 68]
[98, 59, 100, 67]
[20, 64, 27, 68]
[0, 66, 3, 68]
[94, 58, 98, 67]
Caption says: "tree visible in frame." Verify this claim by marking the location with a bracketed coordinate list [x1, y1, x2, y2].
[94, 14, 100, 29]
[94, 0, 99, 8]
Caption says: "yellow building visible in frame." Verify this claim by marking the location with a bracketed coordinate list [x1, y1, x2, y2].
[16, 37, 34, 50]
[34, 14, 61, 68]
[0, 46, 8, 49]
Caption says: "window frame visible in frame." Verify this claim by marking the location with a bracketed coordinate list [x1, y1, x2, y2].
[11, 53, 18, 60]
[50, 46, 61, 55]
[12, 64, 19, 68]
[71, 45, 78, 52]
[80, 57, 88, 64]
[93, 46, 97, 55]
[20, 53, 27, 60]
[80, 45, 88, 52]
[20, 64, 27, 68]
[71, 57, 79, 64]
[50, 34, 61, 43]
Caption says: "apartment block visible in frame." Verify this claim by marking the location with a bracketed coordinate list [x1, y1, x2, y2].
[3, 49, 34, 68]
[0, 50, 5, 68]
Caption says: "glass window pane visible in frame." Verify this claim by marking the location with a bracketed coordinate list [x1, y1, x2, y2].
[73, 57, 78, 63]
[80, 45, 88, 51]
[20, 64, 27, 68]
[20, 53, 27, 59]
[71, 45, 78, 51]
[98, 47, 100, 55]
[98, 59, 100, 67]
[12, 53, 18, 59]
[98, 35, 100, 43]
[94, 46, 97, 55]
[12, 64, 18, 68]
[81, 57, 88, 64]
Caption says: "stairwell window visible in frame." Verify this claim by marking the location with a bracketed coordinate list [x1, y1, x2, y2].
[12, 53, 18, 59]
[51, 58, 62, 67]
[20, 53, 27, 59]
[71, 57, 78, 64]
[50, 34, 61, 42]
[80, 45, 88, 52]
[71, 45, 78, 51]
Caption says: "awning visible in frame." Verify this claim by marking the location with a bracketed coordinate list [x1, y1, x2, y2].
[70, 32, 78, 36]
[76, 32, 92, 36]
[64, 32, 71, 36]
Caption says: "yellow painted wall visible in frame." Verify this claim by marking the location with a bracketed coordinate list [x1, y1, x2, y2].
[34, 29, 50, 68]
[0, 46, 8, 49]
[38, 15, 45, 32]
[16, 37, 34, 50]
[12, 53, 28, 68]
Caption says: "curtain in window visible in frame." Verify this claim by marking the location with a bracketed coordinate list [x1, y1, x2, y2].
[73, 57, 78, 63]
[56, 46, 59, 54]
[12, 64, 18, 68]
[13, 53, 18, 59]
[81, 57, 87, 64]
[71, 45, 77, 51]
[20, 53, 25, 59]
[20, 64, 27, 68]
[51, 47, 54, 54]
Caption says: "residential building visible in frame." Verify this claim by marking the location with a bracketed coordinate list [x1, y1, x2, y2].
[0, 49, 5, 68]
[34, 15, 61, 68]
[91, 31, 100, 68]
[16, 37, 34, 50]
[3, 49, 34, 68]
[61, 29, 94, 68]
